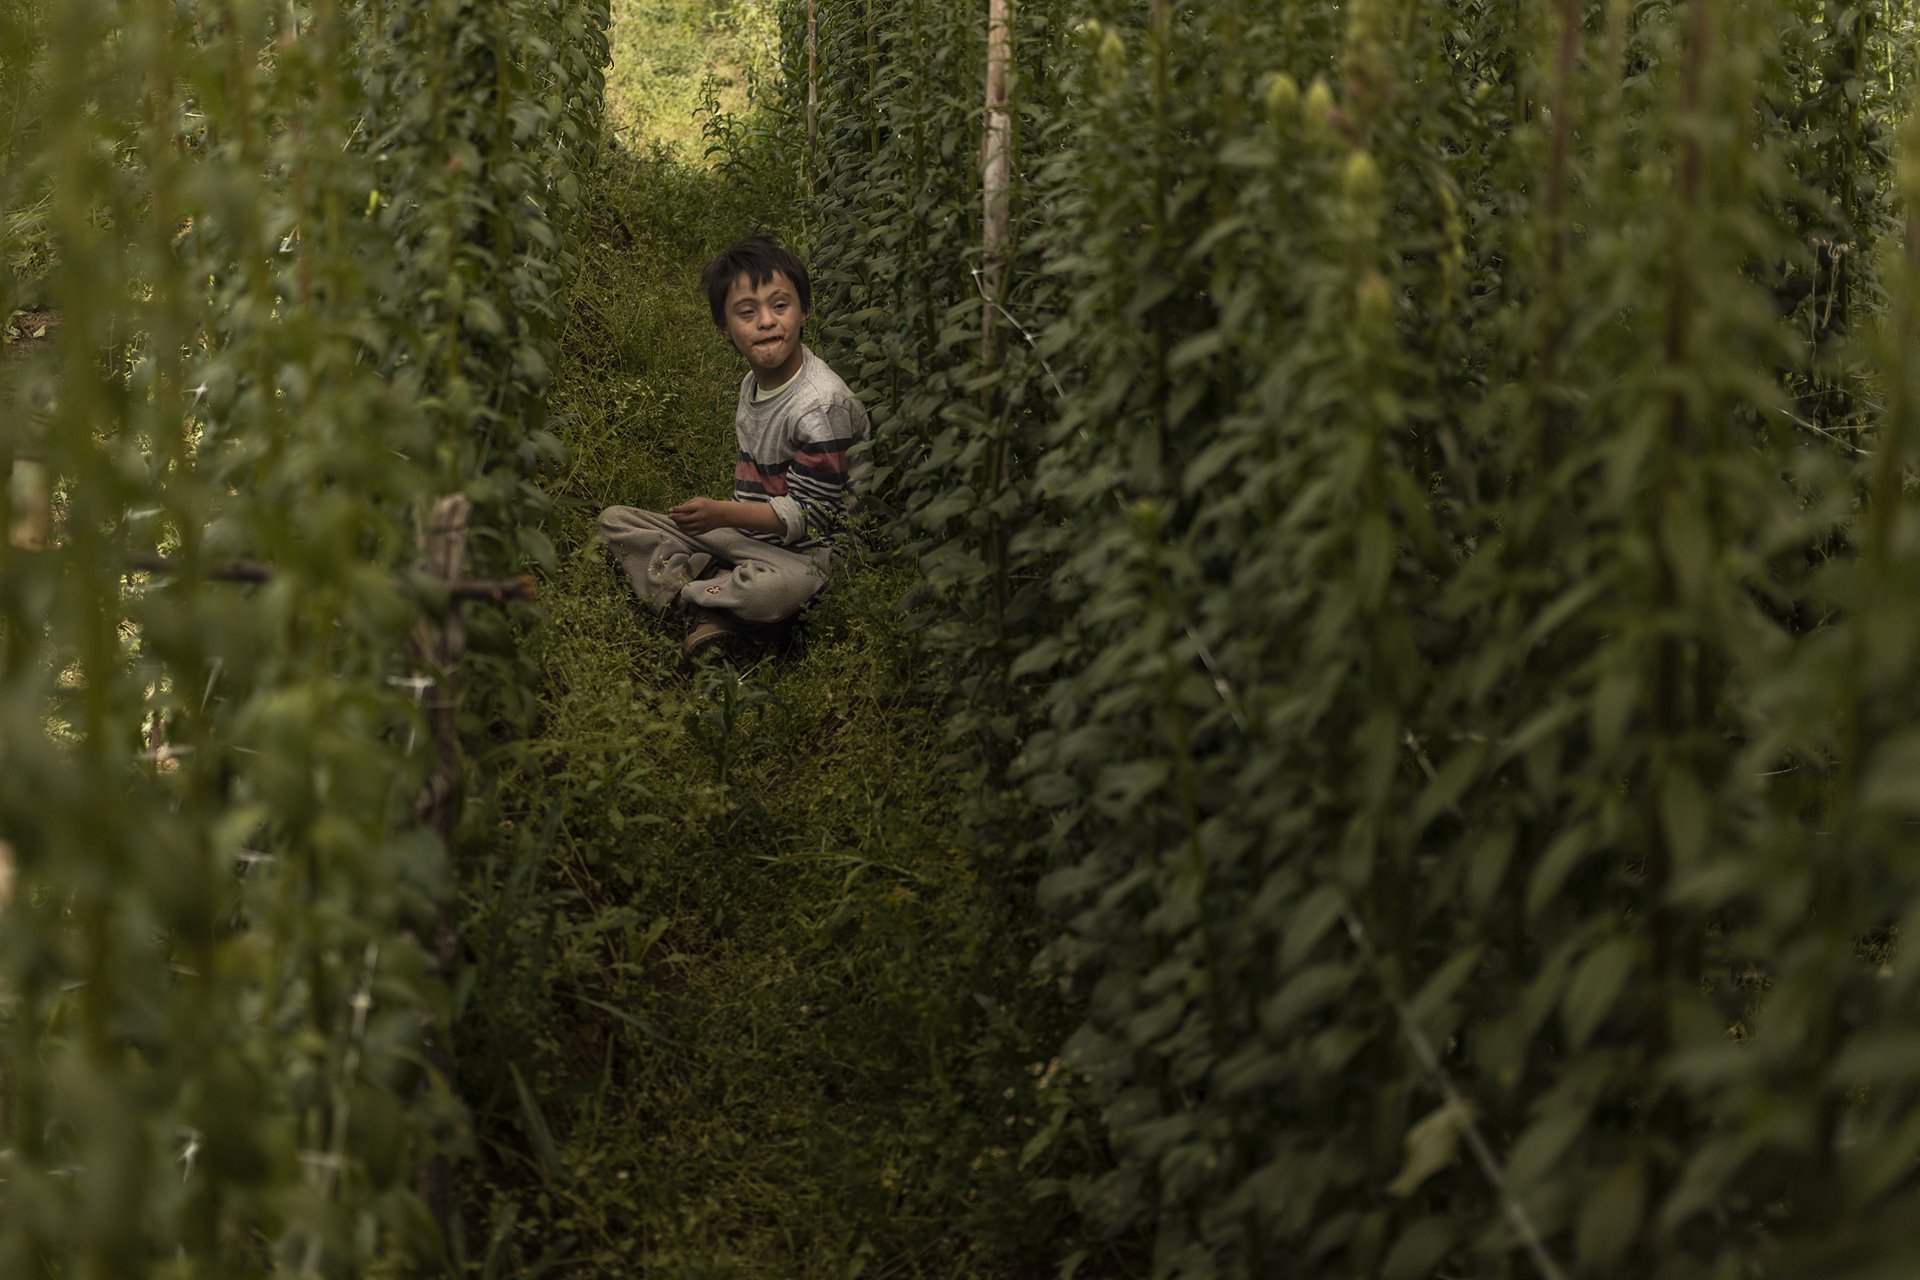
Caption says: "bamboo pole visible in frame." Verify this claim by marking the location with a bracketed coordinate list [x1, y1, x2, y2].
[807, 0, 820, 193]
[978, 0, 1016, 630]
[8, 460, 49, 551]
[411, 493, 470, 1231]
[981, 0, 1013, 369]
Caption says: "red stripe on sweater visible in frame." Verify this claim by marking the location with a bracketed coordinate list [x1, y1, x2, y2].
[793, 450, 847, 477]
[736, 460, 789, 495]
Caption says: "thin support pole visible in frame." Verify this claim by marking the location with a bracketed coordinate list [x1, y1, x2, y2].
[981, 0, 1013, 370]
[807, 0, 819, 193]
[8, 460, 49, 551]
[980, 0, 1016, 629]
[412, 493, 470, 1232]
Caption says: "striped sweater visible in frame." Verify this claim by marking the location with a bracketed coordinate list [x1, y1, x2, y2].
[733, 345, 870, 552]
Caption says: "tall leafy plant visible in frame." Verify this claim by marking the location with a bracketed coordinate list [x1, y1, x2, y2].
[791, 0, 1920, 1274]
[0, 0, 607, 1271]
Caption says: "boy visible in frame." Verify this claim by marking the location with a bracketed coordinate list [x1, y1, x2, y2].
[598, 236, 870, 658]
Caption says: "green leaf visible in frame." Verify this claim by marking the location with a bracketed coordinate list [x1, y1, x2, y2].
[1657, 768, 1710, 868]
[1588, 668, 1637, 761]
[1464, 823, 1515, 913]
[1010, 636, 1064, 679]
[1561, 936, 1636, 1049]
[1092, 759, 1171, 818]
[1385, 1102, 1471, 1197]
[1507, 1101, 1591, 1186]
[1659, 492, 1714, 599]
[1279, 884, 1346, 971]
[1408, 946, 1482, 1029]
[1356, 513, 1393, 608]
[1525, 823, 1594, 918]
[510, 1063, 562, 1182]
[1409, 739, 1486, 834]
[463, 296, 506, 338]
[1518, 579, 1602, 653]
[1168, 328, 1224, 371]
[1025, 772, 1081, 808]
[1861, 731, 1920, 816]
[1829, 1032, 1920, 1084]
[520, 526, 558, 575]
[1576, 1160, 1645, 1270]
[1658, 1138, 1753, 1234]
[1380, 1216, 1454, 1280]
[1214, 1044, 1287, 1098]
[1259, 963, 1355, 1036]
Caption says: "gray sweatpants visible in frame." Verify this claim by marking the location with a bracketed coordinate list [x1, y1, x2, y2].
[598, 505, 828, 623]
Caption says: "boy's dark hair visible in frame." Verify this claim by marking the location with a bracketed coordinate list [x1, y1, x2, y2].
[701, 235, 812, 329]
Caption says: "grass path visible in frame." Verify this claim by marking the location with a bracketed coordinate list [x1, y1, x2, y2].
[452, 8, 1074, 1276]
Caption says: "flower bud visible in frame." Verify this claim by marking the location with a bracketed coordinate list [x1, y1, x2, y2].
[1265, 72, 1300, 121]
[1346, 0, 1390, 47]
[1357, 271, 1393, 328]
[1304, 78, 1335, 132]
[1343, 151, 1382, 206]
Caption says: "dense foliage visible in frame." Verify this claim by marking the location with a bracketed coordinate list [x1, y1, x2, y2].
[0, 0, 606, 1271]
[789, 0, 1920, 1275]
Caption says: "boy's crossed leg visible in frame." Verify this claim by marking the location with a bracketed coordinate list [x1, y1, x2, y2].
[598, 505, 826, 625]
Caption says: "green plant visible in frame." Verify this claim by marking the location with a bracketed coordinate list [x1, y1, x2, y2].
[0, 0, 608, 1272]
[792, 0, 1920, 1274]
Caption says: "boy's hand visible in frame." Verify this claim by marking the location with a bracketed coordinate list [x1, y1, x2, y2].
[668, 498, 728, 535]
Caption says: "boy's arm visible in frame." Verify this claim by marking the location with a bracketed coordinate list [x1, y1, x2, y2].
[668, 497, 784, 537]
[776, 404, 864, 544]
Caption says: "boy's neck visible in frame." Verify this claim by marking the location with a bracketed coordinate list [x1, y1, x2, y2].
[754, 347, 805, 394]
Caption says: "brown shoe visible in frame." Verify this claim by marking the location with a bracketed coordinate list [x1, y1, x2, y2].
[682, 607, 743, 660]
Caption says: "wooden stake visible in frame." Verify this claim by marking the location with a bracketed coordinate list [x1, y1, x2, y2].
[807, 0, 820, 193]
[978, 0, 1017, 624]
[8, 460, 49, 552]
[412, 493, 469, 1232]
[412, 494, 470, 843]
[981, 0, 1013, 369]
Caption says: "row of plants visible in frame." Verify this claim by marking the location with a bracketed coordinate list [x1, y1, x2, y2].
[786, 0, 1920, 1275]
[0, 0, 606, 1272]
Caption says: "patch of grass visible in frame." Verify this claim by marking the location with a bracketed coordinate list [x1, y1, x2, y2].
[452, 10, 1090, 1274]
[3, 196, 53, 309]
[604, 0, 765, 159]
[2, 3, 54, 312]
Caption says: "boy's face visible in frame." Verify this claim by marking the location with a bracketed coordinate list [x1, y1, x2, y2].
[722, 269, 808, 387]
